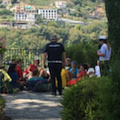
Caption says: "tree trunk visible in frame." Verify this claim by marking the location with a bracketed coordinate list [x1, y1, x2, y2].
[105, 0, 120, 52]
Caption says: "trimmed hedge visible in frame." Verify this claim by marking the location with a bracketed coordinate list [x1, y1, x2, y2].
[61, 77, 104, 120]
[66, 41, 98, 67]
[61, 61, 120, 120]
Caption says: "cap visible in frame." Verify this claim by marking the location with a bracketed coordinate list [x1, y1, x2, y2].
[71, 61, 77, 65]
[50, 35, 58, 41]
[99, 36, 107, 41]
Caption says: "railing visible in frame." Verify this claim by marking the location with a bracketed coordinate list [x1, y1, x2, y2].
[3, 49, 44, 70]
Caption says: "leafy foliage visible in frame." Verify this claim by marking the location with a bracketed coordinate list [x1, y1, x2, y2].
[105, 0, 120, 52]
[66, 41, 98, 67]
[0, 9, 12, 15]
[61, 77, 104, 120]
[61, 60, 120, 120]
[0, 95, 5, 110]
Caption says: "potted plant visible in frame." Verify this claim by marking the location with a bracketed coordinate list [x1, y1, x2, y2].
[0, 38, 7, 67]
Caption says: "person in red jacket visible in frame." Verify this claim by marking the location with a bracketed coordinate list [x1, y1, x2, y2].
[67, 64, 87, 86]
[23, 60, 40, 79]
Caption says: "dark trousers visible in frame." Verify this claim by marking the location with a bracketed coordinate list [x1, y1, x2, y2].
[100, 60, 110, 76]
[48, 63, 62, 93]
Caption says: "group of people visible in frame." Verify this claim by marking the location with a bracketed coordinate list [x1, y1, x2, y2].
[0, 35, 111, 96]
[6, 59, 51, 91]
[43, 35, 111, 96]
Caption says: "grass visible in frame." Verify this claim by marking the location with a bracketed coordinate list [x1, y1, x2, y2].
[0, 95, 5, 110]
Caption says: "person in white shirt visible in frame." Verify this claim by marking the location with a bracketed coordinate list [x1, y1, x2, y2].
[86, 64, 95, 77]
[97, 36, 111, 76]
[95, 60, 101, 77]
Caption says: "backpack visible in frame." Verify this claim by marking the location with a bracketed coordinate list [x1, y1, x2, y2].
[0, 71, 13, 94]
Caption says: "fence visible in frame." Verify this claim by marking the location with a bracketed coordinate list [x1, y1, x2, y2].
[3, 49, 44, 70]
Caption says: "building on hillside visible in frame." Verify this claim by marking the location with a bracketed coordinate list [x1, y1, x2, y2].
[14, 21, 28, 29]
[25, 5, 37, 22]
[38, 9, 57, 21]
[2, 0, 12, 5]
[55, 1, 66, 9]
[0, 22, 12, 27]
[0, 21, 29, 29]
[14, 4, 36, 23]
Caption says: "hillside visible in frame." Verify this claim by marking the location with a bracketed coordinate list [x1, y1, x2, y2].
[20, 0, 105, 21]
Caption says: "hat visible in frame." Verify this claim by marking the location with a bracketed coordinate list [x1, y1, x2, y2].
[99, 36, 107, 41]
[71, 61, 77, 65]
[51, 35, 58, 41]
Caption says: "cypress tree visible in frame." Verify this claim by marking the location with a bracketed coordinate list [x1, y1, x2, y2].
[105, 0, 120, 53]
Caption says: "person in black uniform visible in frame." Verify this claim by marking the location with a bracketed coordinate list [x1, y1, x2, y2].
[43, 35, 66, 95]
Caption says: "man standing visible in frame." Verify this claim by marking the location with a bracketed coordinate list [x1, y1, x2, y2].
[43, 35, 66, 95]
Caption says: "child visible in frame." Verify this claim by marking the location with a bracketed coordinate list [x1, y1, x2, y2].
[27, 69, 49, 89]
[95, 60, 101, 77]
[69, 61, 78, 79]
[67, 64, 86, 86]
[56, 64, 70, 88]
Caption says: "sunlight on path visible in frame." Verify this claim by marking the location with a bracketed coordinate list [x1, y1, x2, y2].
[2, 91, 62, 120]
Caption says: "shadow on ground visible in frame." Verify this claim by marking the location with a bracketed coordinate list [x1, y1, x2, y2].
[2, 91, 62, 120]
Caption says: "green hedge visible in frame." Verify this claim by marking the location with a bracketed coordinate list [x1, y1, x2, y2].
[66, 41, 98, 67]
[61, 61, 120, 120]
[61, 77, 105, 120]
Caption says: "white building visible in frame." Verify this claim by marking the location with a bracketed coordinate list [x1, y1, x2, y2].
[38, 9, 57, 21]
[14, 4, 36, 22]
[2, 0, 11, 5]
[55, 1, 66, 9]
[14, 12, 26, 21]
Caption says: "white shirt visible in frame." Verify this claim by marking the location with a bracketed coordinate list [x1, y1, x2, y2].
[99, 43, 111, 61]
[87, 68, 95, 77]
[95, 65, 101, 77]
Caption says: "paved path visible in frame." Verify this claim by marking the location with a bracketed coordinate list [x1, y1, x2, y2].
[2, 91, 62, 120]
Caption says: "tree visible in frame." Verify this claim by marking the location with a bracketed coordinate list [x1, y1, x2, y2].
[105, 0, 120, 52]
[35, 14, 43, 25]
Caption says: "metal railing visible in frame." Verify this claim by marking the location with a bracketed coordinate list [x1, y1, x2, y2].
[3, 48, 44, 70]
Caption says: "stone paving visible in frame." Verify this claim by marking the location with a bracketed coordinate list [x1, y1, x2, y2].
[2, 91, 62, 120]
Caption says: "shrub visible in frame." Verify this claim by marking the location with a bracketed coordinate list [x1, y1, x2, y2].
[61, 61, 120, 120]
[0, 9, 12, 15]
[61, 77, 106, 120]
[66, 41, 98, 67]
[99, 61, 120, 120]
[0, 95, 5, 110]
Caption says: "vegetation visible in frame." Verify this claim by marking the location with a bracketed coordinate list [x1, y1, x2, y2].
[0, 95, 5, 111]
[61, 1, 120, 120]
[61, 61, 120, 120]
[66, 41, 98, 67]
[20, 0, 105, 20]
[0, 20, 107, 50]
[105, 0, 120, 52]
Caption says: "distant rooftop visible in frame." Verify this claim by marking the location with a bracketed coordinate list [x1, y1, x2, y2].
[25, 6, 31, 9]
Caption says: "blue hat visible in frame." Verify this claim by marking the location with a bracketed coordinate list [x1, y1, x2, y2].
[71, 61, 77, 65]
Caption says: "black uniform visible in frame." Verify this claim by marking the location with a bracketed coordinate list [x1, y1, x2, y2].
[44, 41, 65, 94]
